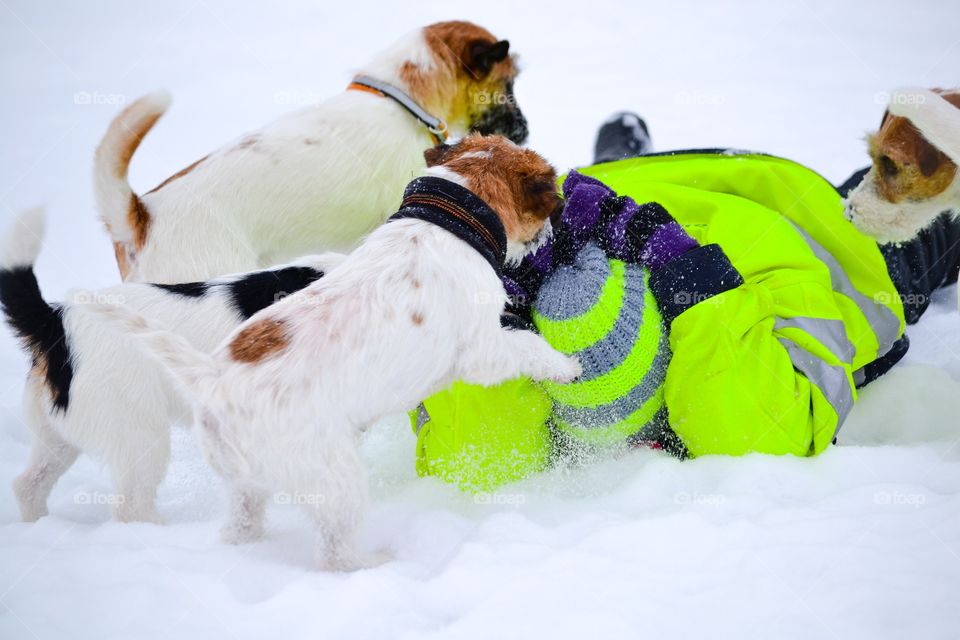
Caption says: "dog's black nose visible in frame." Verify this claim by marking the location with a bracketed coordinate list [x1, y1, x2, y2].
[550, 201, 565, 227]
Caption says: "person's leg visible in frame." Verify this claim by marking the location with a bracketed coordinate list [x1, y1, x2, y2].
[593, 112, 653, 164]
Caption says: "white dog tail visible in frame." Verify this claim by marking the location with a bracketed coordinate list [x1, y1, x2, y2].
[94, 90, 171, 245]
[0, 207, 45, 271]
[90, 301, 220, 399]
[888, 88, 960, 166]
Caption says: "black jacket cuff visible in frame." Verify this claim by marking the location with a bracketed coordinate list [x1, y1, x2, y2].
[648, 244, 744, 325]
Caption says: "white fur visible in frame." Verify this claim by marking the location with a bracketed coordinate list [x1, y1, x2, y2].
[97, 178, 580, 570]
[3, 211, 345, 522]
[0, 207, 45, 269]
[95, 28, 467, 284]
[846, 169, 960, 243]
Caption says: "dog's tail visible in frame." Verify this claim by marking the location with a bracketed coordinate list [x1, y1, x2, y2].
[94, 90, 171, 246]
[0, 208, 56, 339]
[888, 88, 960, 166]
[89, 301, 220, 400]
[0, 209, 73, 407]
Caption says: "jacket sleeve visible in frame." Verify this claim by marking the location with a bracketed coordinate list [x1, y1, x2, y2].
[648, 244, 855, 457]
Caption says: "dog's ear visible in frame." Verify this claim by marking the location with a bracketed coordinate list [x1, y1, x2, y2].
[469, 40, 510, 76]
[424, 143, 453, 167]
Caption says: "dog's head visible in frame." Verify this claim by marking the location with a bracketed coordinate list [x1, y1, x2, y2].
[846, 88, 960, 243]
[368, 21, 527, 144]
[423, 134, 561, 263]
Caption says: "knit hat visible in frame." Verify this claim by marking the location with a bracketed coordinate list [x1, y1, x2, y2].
[532, 241, 670, 448]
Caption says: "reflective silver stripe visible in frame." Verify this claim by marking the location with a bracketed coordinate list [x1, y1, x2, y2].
[788, 223, 900, 357]
[777, 337, 854, 437]
[774, 316, 855, 364]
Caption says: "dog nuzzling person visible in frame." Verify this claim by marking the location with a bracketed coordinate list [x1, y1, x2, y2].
[94, 134, 579, 570]
[0, 208, 343, 523]
[95, 20, 528, 284]
[415, 98, 960, 488]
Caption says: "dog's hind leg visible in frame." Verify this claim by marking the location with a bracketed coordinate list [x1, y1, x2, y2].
[220, 484, 269, 545]
[110, 417, 170, 523]
[13, 382, 80, 522]
[302, 439, 371, 571]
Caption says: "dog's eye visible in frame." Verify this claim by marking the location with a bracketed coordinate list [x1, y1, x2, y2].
[879, 155, 899, 178]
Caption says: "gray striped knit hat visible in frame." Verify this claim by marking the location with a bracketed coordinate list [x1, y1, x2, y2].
[532, 241, 670, 447]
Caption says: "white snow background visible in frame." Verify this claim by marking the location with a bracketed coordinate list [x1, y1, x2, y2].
[2, 0, 960, 638]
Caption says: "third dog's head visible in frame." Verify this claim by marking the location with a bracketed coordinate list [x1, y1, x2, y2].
[846, 88, 960, 243]
[424, 134, 561, 262]
[362, 21, 528, 144]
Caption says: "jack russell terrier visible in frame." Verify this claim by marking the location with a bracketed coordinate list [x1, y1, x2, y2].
[846, 87, 960, 243]
[95, 21, 528, 283]
[97, 135, 581, 570]
[0, 209, 342, 522]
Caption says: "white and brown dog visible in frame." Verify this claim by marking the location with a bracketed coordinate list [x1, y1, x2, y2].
[99, 135, 580, 570]
[846, 87, 960, 243]
[96, 20, 528, 284]
[0, 210, 343, 522]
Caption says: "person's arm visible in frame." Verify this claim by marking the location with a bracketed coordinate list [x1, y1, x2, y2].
[601, 197, 854, 457]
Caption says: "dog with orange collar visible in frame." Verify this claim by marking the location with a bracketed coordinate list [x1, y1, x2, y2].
[94, 21, 527, 284]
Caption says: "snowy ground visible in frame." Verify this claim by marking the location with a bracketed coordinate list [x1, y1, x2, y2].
[2, 0, 960, 638]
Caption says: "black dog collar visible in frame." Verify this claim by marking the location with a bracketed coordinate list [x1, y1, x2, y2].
[390, 176, 508, 274]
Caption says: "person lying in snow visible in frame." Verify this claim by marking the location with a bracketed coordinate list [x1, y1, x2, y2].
[411, 113, 960, 491]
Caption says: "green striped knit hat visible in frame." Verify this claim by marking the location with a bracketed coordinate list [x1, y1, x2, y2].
[532, 241, 670, 447]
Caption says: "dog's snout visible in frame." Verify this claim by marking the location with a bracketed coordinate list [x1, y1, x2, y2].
[550, 200, 565, 227]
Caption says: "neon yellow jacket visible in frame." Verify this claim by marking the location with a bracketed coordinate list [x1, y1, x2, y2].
[577, 151, 905, 456]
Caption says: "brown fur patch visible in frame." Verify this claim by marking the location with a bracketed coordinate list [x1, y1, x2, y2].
[870, 93, 959, 202]
[429, 134, 560, 244]
[229, 318, 290, 364]
[127, 194, 151, 249]
[146, 155, 209, 195]
[411, 312, 424, 326]
[401, 21, 519, 130]
[113, 103, 165, 177]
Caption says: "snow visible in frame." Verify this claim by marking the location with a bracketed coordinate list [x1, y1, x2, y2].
[2, 0, 960, 638]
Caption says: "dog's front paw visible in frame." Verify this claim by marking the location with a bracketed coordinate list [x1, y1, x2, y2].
[536, 355, 581, 384]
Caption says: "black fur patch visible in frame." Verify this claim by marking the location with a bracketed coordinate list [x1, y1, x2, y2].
[471, 81, 528, 144]
[151, 281, 210, 297]
[0, 267, 73, 411]
[227, 266, 324, 319]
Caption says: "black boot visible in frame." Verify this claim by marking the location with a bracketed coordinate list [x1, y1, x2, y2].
[593, 111, 653, 164]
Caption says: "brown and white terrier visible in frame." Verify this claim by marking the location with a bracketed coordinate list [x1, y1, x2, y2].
[95, 21, 528, 284]
[846, 87, 960, 243]
[96, 135, 581, 570]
